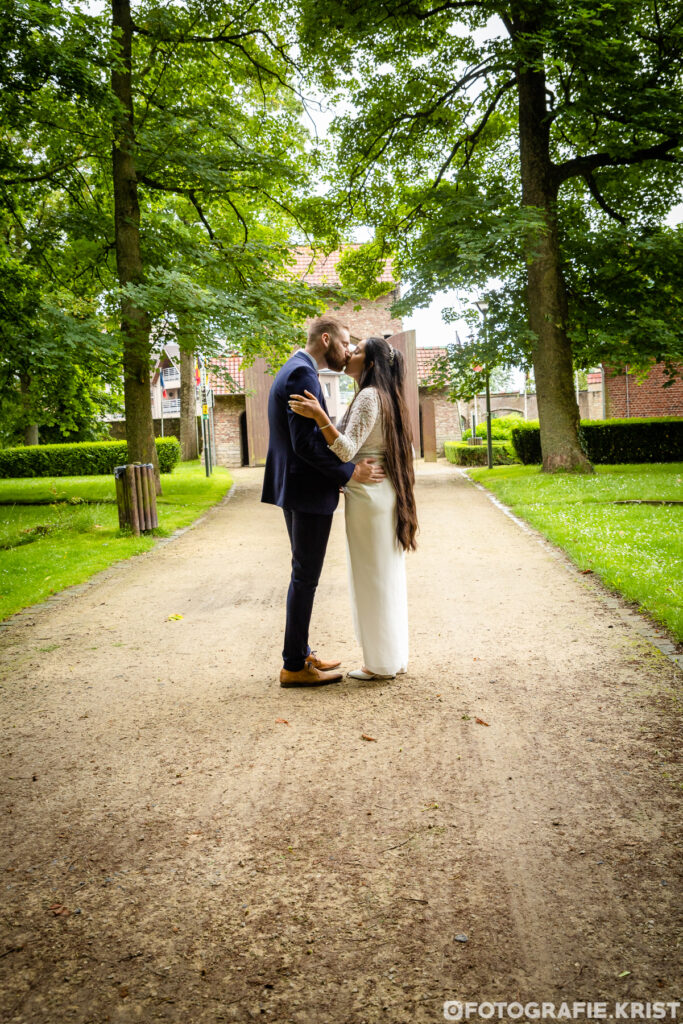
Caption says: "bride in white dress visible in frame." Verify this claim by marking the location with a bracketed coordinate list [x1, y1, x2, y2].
[288, 336, 418, 679]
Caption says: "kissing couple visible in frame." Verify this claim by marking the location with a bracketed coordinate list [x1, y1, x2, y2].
[261, 315, 418, 687]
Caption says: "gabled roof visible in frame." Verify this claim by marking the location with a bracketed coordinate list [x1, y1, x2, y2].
[290, 246, 396, 287]
[416, 347, 447, 386]
[207, 248, 396, 396]
[208, 356, 246, 396]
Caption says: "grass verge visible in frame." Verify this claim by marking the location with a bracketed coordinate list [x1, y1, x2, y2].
[467, 462, 683, 641]
[0, 461, 233, 621]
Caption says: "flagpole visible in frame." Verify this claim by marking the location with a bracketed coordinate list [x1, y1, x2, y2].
[159, 366, 165, 437]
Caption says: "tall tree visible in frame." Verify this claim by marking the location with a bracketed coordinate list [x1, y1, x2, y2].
[111, 0, 158, 482]
[300, 0, 683, 471]
[179, 347, 199, 461]
[2, 1, 327, 475]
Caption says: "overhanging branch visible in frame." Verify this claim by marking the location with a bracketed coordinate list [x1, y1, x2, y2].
[583, 171, 627, 224]
[555, 135, 680, 184]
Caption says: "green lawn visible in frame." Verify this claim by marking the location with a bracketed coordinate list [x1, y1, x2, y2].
[467, 463, 683, 640]
[0, 461, 233, 621]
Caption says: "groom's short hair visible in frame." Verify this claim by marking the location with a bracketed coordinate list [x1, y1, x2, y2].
[307, 315, 348, 343]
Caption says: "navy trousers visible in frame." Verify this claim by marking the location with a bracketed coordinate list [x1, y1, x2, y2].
[282, 508, 333, 671]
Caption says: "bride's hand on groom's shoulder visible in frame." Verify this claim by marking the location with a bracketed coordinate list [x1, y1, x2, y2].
[288, 390, 324, 422]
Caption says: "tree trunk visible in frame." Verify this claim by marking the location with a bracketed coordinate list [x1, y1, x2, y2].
[179, 348, 199, 460]
[19, 372, 39, 445]
[517, 51, 593, 473]
[111, 0, 161, 493]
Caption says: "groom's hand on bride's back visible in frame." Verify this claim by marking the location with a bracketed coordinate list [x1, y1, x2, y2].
[352, 458, 385, 484]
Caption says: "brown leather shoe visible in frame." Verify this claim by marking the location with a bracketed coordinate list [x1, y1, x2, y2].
[305, 651, 342, 671]
[280, 664, 343, 688]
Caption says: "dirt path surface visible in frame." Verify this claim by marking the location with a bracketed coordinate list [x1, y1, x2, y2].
[1, 462, 681, 1024]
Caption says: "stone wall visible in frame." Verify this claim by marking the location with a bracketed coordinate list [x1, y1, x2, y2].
[418, 391, 464, 455]
[214, 394, 246, 468]
[605, 364, 683, 418]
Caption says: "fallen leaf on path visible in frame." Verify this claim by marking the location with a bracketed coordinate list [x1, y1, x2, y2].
[580, 569, 593, 575]
[275, 718, 289, 725]
[475, 717, 490, 726]
[48, 904, 71, 917]
[617, 970, 631, 978]
[166, 613, 183, 621]
[361, 734, 377, 742]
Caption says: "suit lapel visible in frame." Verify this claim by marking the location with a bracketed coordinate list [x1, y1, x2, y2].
[293, 351, 329, 415]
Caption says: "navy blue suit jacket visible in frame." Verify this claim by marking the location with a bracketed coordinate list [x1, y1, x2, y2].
[261, 351, 355, 515]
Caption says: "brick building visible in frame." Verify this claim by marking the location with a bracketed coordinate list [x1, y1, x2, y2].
[604, 364, 683, 418]
[209, 247, 405, 468]
[415, 349, 608, 455]
[211, 356, 683, 465]
[289, 248, 403, 342]
[416, 348, 463, 454]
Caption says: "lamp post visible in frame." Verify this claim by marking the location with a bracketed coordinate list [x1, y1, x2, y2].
[474, 299, 492, 469]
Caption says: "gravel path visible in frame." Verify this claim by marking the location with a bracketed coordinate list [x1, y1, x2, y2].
[1, 461, 681, 1023]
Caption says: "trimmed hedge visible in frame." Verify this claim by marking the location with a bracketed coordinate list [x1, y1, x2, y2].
[510, 421, 542, 464]
[462, 415, 524, 441]
[444, 441, 517, 467]
[511, 417, 683, 465]
[0, 437, 181, 478]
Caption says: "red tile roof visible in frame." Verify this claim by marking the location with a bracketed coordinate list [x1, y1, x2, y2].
[290, 247, 396, 287]
[207, 356, 246, 396]
[207, 248, 396, 396]
[416, 347, 447, 385]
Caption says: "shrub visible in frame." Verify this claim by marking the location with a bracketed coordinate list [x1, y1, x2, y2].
[155, 438, 181, 473]
[510, 417, 683, 465]
[0, 437, 181, 478]
[462, 415, 524, 442]
[444, 441, 517, 466]
[510, 421, 542, 464]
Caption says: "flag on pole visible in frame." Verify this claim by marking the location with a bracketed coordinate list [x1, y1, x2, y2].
[195, 358, 200, 385]
[160, 368, 167, 398]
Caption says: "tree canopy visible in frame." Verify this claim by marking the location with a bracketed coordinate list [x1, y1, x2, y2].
[1, 0, 330, 452]
[299, 0, 683, 469]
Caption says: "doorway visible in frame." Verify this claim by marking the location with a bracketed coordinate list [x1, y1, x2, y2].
[239, 410, 249, 466]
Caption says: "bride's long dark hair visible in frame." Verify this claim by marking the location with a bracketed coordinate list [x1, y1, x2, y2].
[342, 336, 418, 552]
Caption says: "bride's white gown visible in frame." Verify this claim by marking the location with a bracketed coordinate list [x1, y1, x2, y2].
[328, 387, 409, 676]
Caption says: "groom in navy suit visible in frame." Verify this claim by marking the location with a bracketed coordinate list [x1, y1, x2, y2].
[262, 316, 384, 687]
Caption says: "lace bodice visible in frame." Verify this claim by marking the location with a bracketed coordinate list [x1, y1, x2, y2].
[328, 387, 384, 462]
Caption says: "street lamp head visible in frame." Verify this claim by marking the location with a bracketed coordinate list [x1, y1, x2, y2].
[474, 299, 490, 314]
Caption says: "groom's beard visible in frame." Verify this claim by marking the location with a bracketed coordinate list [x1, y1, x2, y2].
[326, 341, 348, 373]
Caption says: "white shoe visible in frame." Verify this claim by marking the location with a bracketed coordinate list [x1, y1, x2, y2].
[347, 668, 396, 680]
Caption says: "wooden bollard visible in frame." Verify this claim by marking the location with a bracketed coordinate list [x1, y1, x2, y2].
[134, 464, 147, 531]
[143, 464, 159, 529]
[125, 464, 141, 535]
[114, 466, 127, 530]
[114, 463, 159, 535]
